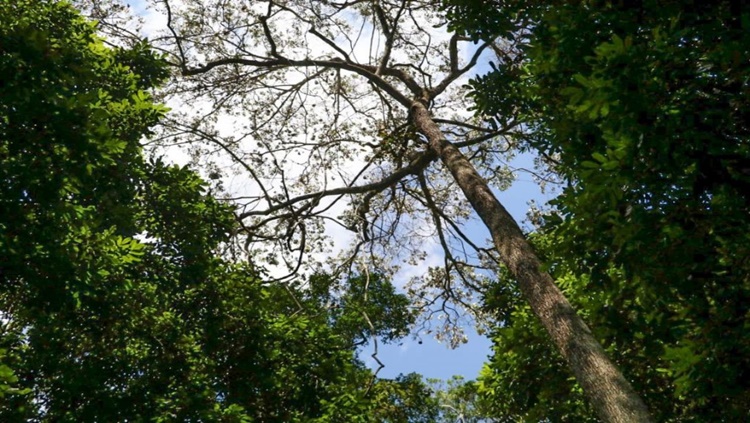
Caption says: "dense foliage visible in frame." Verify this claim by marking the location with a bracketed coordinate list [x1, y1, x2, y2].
[447, 0, 750, 420]
[0, 2, 433, 421]
[77, 0, 656, 419]
[12, 0, 749, 420]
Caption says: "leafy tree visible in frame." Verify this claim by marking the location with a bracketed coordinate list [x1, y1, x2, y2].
[0, 2, 424, 421]
[72, 1, 652, 420]
[371, 373, 441, 423]
[1, 0, 168, 311]
[1, 0, 168, 408]
[369, 373, 496, 423]
[428, 375, 494, 423]
[447, 0, 750, 421]
[477, 235, 614, 422]
[309, 272, 416, 348]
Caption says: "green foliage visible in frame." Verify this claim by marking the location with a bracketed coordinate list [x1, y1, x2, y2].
[429, 375, 493, 423]
[477, 237, 611, 422]
[309, 272, 416, 347]
[450, 0, 750, 420]
[368, 373, 494, 423]
[0, 0, 169, 311]
[0, 2, 431, 421]
[442, 0, 536, 42]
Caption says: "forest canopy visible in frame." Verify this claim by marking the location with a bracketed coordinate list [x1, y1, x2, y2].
[2, 0, 748, 421]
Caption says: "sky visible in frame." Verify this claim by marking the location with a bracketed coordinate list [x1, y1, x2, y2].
[120, 0, 555, 383]
[363, 151, 552, 381]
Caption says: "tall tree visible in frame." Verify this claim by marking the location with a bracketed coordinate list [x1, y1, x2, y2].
[74, 1, 653, 420]
[446, 0, 750, 420]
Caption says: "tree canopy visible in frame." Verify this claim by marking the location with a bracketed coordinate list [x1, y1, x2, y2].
[5, 0, 749, 421]
[0, 2, 427, 421]
[446, 0, 750, 420]
[70, 0, 656, 420]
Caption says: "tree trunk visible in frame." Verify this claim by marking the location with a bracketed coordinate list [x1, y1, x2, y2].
[410, 101, 654, 423]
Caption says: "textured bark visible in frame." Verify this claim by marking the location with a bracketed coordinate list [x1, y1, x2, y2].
[410, 101, 654, 423]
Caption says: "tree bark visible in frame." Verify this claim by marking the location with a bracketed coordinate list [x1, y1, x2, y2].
[410, 100, 654, 423]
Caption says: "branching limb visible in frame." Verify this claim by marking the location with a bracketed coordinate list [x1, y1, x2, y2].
[239, 150, 435, 219]
[430, 41, 491, 99]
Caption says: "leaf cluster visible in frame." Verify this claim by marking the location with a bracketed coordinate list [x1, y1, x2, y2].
[451, 0, 750, 420]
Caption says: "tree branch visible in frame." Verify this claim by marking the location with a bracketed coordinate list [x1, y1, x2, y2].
[238, 150, 436, 219]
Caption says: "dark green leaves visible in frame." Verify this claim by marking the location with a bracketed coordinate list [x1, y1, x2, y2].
[451, 0, 750, 420]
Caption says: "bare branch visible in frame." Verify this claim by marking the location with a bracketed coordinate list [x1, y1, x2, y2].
[238, 150, 436, 219]
[182, 56, 414, 108]
[309, 27, 352, 62]
[430, 41, 491, 99]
